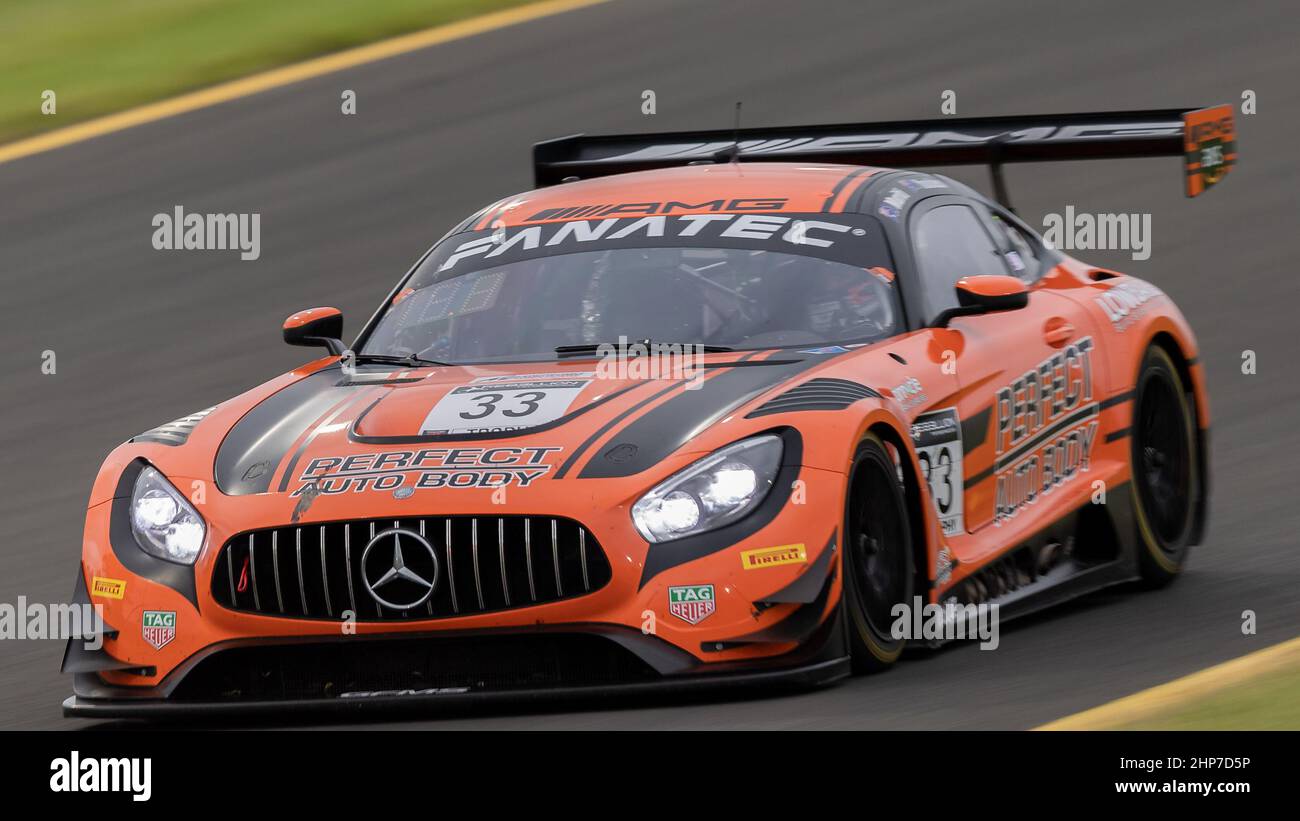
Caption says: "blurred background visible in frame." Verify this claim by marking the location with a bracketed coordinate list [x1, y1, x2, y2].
[1, 0, 1297, 728]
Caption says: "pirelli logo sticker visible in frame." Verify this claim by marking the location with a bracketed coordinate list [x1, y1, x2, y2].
[740, 543, 807, 570]
[90, 576, 126, 600]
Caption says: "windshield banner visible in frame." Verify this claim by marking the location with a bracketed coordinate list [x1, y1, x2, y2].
[426, 212, 891, 278]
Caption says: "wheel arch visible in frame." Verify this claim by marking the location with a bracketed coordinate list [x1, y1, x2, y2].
[1143, 329, 1210, 546]
[864, 419, 935, 603]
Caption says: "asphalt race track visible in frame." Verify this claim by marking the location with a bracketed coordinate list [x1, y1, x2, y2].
[2, 0, 1297, 729]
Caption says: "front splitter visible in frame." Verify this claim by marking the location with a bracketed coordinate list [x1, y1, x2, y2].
[63, 655, 849, 720]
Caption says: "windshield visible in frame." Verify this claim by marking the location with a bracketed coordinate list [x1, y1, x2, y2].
[362, 212, 899, 364]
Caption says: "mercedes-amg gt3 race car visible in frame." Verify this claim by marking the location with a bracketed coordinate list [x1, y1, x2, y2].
[62, 106, 1233, 716]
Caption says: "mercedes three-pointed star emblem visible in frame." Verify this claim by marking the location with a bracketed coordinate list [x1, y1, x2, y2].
[360, 527, 440, 610]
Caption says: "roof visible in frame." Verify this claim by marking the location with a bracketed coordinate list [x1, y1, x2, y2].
[469, 162, 888, 230]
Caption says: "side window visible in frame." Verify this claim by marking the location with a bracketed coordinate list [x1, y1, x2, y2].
[989, 212, 1042, 283]
[911, 204, 1006, 323]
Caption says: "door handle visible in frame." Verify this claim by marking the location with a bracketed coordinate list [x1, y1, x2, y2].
[1043, 319, 1074, 347]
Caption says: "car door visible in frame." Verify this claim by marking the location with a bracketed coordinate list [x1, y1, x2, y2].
[906, 196, 1107, 544]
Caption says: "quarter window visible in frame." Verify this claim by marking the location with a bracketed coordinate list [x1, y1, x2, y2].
[989, 213, 1042, 283]
[912, 205, 1006, 324]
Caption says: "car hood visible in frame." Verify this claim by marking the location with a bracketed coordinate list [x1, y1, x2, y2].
[211, 354, 832, 496]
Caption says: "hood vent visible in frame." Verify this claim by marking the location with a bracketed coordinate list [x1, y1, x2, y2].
[746, 378, 879, 418]
[132, 407, 216, 446]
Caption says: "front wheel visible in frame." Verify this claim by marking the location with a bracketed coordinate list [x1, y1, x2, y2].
[1131, 345, 1200, 586]
[842, 434, 914, 673]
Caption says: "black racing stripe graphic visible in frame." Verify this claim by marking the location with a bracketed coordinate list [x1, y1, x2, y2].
[557, 351, 764, 479]
[553, 381, 683, 479]
[821, 167, 874, 211]
[993, 402, 1099, 473]
[276, 388, 378, 493]
[960, 406, 992, 454]
[1105, 427, 1131, 443]
[844, 168, 888, 213]
[214, 368, 355, 496]
[1187, 356, 1199, 366]
[578, 354, 825, 479]
[963, 402, 1100, 490]
[1099, 390, 1134, 410]
[963, 465, 994, 490]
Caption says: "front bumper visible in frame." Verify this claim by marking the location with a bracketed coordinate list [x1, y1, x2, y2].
[70, 431, 849, 716]
[64, 619, 849, 719]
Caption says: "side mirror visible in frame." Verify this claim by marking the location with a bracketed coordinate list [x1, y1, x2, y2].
[931, 275, 1029, 327]
[283, 307, 345, 355]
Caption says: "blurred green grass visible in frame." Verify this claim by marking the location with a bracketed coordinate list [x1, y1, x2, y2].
[1115, 662, 1300, 730]
[0, 0, 536, 143]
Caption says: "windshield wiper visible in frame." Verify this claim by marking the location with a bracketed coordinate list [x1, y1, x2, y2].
[555, 340, 735, 357]
[351, 353, 452, 367]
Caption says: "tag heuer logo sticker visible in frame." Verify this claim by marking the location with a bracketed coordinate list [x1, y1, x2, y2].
[668, 585, 715, 625]
[141, 610, 176, 650]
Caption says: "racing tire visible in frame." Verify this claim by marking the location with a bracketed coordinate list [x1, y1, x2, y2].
[1131, 345, 1200, 587]
[842, 433, 914, 673]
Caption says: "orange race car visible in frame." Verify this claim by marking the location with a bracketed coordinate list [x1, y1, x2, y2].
[62, 106, 1233, 717]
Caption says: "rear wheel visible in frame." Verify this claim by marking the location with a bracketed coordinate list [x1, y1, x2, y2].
[842, 434, 914, 673]
[1131, 345, 1199, 586]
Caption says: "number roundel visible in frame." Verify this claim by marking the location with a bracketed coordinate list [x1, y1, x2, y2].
[911, 408, 964, 536]
[420, 376, 592, 435]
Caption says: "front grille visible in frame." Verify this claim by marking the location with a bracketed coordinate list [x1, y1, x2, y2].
[211, 516, 611, 621]
[171, 633, 659, 702]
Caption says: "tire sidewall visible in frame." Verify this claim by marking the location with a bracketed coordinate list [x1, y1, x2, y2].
[1130, 345, 1199, 579]
[841, 433, 914, 668]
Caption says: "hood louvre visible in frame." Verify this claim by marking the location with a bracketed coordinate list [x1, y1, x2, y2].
[746, 378, 879, 417]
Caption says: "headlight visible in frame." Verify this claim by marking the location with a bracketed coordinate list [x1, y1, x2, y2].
[130, 466, 206, 564]
[632, 434, 783, 543]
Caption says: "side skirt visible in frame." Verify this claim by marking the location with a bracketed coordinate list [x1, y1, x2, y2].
[932, 481, 1142, 636]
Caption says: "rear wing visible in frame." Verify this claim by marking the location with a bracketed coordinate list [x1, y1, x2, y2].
[534, 106, 1236, 205]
